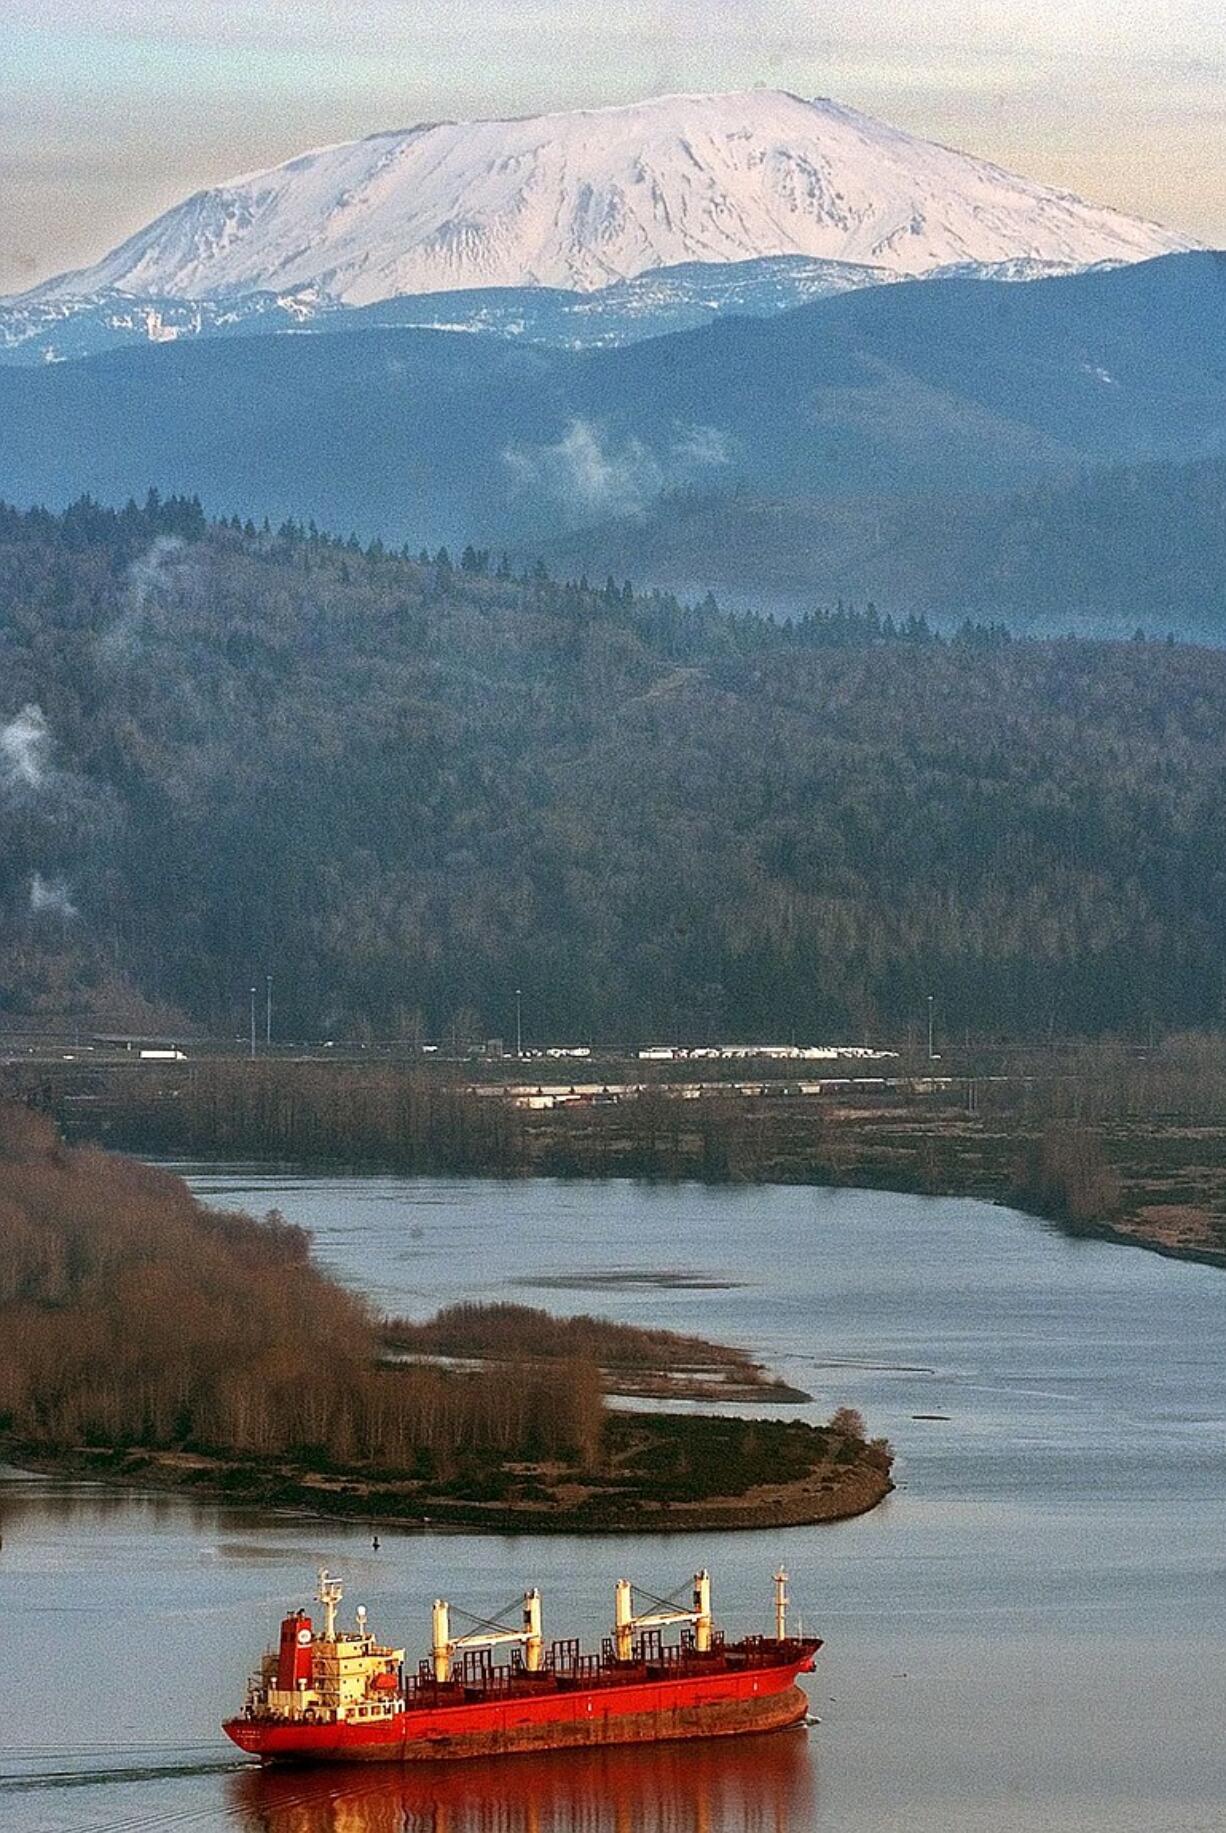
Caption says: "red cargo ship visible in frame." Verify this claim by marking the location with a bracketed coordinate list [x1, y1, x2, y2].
[223, 1567, 820, 1764]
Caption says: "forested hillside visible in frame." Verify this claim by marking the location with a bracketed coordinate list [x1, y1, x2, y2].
[4, 493, 1226, 1043]
[547, 457, 1226, 635]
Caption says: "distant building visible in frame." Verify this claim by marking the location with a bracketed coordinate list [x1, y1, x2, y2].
[92, 1034, 189, 1058]
[637, 1043, 899, 1063]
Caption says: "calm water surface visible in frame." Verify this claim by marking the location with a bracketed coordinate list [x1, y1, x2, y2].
[1, 1175, 1224, 1832]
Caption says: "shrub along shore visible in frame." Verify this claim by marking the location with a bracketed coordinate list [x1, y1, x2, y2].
[37, 1043, 1226, 1274]
[0, 1103, 893, 1530]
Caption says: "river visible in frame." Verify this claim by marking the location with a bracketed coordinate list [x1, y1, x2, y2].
[1, 1174, 1224, 1832]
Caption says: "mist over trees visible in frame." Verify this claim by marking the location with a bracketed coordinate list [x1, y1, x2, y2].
[547, 456, 1226, 635]
[3, 494, 1226, 1044]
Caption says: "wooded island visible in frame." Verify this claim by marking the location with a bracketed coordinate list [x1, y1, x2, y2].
[0, 1104, 892, 1530]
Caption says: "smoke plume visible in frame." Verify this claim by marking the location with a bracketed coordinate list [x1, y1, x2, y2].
[98, 535, 192, 665]
[504, 417, 731, 521]
[2, 702, 119, 927]
[1, 703, 51, 791]
[29, 873, 78, 920]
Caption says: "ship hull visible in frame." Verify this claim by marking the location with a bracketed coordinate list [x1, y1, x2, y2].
[224, 1665, 811, 1765]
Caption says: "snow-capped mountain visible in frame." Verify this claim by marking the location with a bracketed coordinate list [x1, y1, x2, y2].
[30, 90, 1193, 309]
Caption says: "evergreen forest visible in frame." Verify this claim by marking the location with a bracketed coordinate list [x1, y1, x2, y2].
[3, 493, 1225, 1045]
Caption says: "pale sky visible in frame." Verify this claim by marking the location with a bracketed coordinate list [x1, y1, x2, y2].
[3, 0, 1224, 294]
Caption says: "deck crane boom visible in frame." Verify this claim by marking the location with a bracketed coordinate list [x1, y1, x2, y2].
[615, 1571, 714, 1660]
[432, 1590, 543, 1681]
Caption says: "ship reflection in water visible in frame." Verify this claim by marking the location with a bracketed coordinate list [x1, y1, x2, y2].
[228, 1728, 817, 1832]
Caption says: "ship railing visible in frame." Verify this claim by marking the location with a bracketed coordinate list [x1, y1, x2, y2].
[583, 1655, 650, 1681]
[553, 1650, 606, 1680]
[598, 1633, 656, 1672]
[466, 1669, 558, 1699]
[726, 1633, 813, 1668]
[656, 1640, 728, 1671]
[458, 1647, 494, 1684]
[404, 1666, 559, 1705]
[407, 1670, 467, 1705]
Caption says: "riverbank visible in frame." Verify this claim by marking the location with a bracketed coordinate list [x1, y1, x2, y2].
[1, 1411, 893, 1533]
[0, 1106, 893, 1535]
[37, 1054, 1226, 1274]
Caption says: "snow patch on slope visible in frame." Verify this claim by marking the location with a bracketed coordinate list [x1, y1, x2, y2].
[26, 90, 1194, 308]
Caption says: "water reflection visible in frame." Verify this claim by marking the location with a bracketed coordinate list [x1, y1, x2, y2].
[228, 1730, 817, 1833]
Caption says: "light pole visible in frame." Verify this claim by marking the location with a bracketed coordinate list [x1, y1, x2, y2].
[249, 985, 257, 1060]
[515, 987, 523, 1058]
[927, 993, 935, 1062]
[265, 974, 273, 1047]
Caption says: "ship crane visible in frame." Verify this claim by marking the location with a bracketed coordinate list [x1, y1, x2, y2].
[615, 1571, 714, 1660]
[432, 1589, 543, 1682]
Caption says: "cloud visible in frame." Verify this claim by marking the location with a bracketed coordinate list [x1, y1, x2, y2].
[29, 873, 78, 920]
[504, 417, 731, 521]
[1, 703, 51, 791]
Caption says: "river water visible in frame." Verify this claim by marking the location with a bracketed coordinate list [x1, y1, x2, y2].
[1, 1174, 1224, 1833]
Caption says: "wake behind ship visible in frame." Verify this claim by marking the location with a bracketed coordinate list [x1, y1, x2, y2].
[223, 1568, 820, 1764]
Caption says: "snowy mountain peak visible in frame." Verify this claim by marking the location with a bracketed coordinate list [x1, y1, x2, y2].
[32, 89, 1195, 307]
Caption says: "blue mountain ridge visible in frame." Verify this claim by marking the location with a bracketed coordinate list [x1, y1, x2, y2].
[0, 253, 1221, 563]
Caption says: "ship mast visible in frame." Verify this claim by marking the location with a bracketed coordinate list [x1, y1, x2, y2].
[316, 1568, 343, 1642]
[774, 1567, 789, 1640]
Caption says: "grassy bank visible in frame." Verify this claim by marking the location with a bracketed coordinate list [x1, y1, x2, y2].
[5, 1410, 893, 1534]
[382, 1302, 813, 1403]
